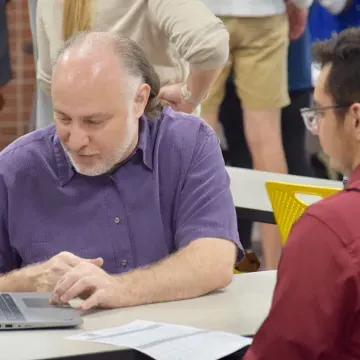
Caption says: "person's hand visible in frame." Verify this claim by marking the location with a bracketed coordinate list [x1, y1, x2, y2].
[27, 251, 103, 292]
[50, 262, 122, 310]
[158, 84, 197, 114]
[286, 1, 308, 40]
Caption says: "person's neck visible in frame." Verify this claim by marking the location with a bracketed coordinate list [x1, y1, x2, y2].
[108, 133, 139, 174]
[348, 156, 360, 177]
[122, 133, 139, 162]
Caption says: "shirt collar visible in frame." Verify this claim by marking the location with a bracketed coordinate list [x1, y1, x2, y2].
[53, 132, 75, 187]
[137, 114, 154, 171]
[53, 115, 155, 187]
[344, 164, 360, 190]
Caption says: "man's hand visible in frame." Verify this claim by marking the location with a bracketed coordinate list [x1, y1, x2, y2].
[158, 84, 197, 114]
[50, 262, 121, 310]
[27, 251, 103, 292]
[286, 1, 308, 40]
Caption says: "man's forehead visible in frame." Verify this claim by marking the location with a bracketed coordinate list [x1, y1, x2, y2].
[55, 49, 120, 76]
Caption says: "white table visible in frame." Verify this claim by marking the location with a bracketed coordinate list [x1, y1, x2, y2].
[0, 271, 277, 360]
[226, 166, 343, 223]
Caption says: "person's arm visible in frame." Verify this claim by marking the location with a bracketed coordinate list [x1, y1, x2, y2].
[0, 173, 26, 291]
[318, 0, 351, 14]
[0, 268, 37, 292]
[113, 237, 236, 307]
[0, 251, 104, 292]
[116, 127, 241, 304]
[51, 124, 242, 309]
[149, 0, 229, 104]
[36, 0, 52, 96]
[290, 0, 314, 8]
[0, 171, 39, 292]
[286, 0, 313, 40]
[244, 213, 360, 360]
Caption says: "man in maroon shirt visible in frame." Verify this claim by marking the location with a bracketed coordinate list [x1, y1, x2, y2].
[244, 28, 360, 360]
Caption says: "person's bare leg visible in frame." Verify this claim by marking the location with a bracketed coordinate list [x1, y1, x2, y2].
[243, 108, 287, 270]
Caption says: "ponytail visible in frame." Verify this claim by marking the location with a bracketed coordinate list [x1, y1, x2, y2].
[62, 0, 92, 41]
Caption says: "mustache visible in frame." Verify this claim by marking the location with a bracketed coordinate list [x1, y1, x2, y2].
[63, 147, 99, 156]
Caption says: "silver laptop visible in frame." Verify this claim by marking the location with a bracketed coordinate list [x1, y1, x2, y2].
[0, 292, 83, 329]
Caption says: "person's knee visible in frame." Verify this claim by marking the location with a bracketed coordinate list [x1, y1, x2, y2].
[243, 109, 282, 148]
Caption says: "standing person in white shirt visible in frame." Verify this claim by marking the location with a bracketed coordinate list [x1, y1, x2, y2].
[202, 0, 313, 270]
[35, 0, 230, 128]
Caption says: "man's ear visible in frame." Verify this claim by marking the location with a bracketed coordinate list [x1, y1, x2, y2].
[349, 103, 360, 142]
[133, 83, 151, 118]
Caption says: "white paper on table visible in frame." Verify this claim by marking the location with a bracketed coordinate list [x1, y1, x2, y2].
[66, 320, 252, 360]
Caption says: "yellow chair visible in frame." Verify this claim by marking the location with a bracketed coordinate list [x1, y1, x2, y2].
[265, 181, 340, 245]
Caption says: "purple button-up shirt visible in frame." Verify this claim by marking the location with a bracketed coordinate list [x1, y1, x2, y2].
[0, 108, 241, 274]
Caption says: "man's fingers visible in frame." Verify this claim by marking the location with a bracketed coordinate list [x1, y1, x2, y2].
[88, 257, 104, 267]
[58, 277, 94, 304]
[80, 292, 99, 311]
[158, 90, 165, 98]
[57, 252, 85, 267]
[51, 266, 86, 303]
[56, 252, 104, 268]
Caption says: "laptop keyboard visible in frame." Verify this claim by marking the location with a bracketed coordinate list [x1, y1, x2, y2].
[0, 294, 25, 321]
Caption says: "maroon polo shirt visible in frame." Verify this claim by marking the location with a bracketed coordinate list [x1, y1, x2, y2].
[245, 166, 360, 360]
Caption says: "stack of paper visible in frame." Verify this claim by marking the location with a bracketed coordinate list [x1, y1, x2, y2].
[67, 320, 252, 360]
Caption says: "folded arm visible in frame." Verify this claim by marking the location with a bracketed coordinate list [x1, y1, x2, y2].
[149, 0, 229, 102]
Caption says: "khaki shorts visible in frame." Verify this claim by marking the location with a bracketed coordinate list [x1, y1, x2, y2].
[201, 14, 290, 113]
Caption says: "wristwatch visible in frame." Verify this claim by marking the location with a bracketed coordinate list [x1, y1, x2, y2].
[180, 83, 207, 106]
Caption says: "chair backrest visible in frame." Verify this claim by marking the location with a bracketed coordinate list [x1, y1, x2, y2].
[265, 181, 340, 245]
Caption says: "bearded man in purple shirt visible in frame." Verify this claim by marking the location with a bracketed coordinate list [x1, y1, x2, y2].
[0, 32, 241, 310]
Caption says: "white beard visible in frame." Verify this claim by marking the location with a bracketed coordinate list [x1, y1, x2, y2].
[63, 109, 137, 176]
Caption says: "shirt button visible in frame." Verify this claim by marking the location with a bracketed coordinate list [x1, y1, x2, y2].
[114, 217, 120, 224]
[121, 260, 127, 267]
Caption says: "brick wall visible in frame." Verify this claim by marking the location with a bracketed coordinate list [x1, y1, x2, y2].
[0, 0, 35, 150]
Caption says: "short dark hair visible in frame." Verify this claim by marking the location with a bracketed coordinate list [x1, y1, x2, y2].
[312, 28, 360, 111]
[54, 31, 164, 120]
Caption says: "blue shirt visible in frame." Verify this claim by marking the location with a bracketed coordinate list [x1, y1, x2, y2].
[0, 108, 242, 274]
[309, 2, 338, 42]
[309, 0, 360, 43]
[336, 0, 360, 30]
[288, 26, 312, 91]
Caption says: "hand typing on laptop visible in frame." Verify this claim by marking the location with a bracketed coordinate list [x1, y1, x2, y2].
[1, 252, 103, 293]
[50, 259, 125, 310]
[0, 33, 241, 312]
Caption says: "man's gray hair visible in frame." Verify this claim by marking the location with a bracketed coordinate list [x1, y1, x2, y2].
[54, 31, 164, 119]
